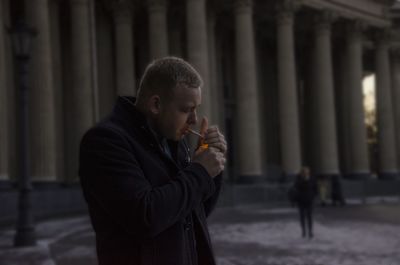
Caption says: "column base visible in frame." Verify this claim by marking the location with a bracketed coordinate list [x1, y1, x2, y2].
[14, 226, 36, 247]
[236, 174, 265, 184]
[343, 172, 371, 180]
[378, 172, 400, 180]
[315, 173, 346, 205]
[279, 173, 297, 183]
[315, 173, 337, 180]
[0, 180, 15, 190]
[32, 181, 62, 189]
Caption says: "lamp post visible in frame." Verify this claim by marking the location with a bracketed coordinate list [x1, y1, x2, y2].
[10, 18, 37, 247]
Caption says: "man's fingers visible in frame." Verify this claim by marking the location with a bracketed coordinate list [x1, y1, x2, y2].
[197, 117, 209, 149]
[205, 131, 219, 139]
[206, 126, 218, 134]
[207, 142, 226, 153]
[204, 130, 227, 154]
[199, 123, 228, 155]
[199, 117, 208, 136]
[194, 144, 207, 155]
[206, 134, 225, 144]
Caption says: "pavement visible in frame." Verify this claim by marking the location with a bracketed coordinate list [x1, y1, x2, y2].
[1, 201, 400, 265]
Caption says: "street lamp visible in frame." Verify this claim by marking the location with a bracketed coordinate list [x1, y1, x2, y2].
[10, 18, 37, 247]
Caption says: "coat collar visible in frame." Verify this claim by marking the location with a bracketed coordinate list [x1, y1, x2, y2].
[113, 96, 147, 128]
[112, 96, 191, 168]
[112, 96, 160, 145]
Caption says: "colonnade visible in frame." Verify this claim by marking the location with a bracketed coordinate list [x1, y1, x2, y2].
[0, 0, 398, 183]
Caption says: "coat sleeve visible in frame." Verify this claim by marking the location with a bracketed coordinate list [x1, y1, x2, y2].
[79, 126, 216, 239]
[203, 174, 223, 217]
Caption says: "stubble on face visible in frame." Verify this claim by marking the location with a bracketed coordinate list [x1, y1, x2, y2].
[160, 86, 202, 141]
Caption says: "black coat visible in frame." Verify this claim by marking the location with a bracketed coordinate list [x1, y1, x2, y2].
[294, 174, 317, 206]
[79, 96, 222, 265]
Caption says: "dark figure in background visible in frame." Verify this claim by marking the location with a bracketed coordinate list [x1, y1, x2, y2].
[79, 57, 227, 265]
[331, 174, 346, 206]
[316, 173, 329, 206]
[295, 167, 318, 238]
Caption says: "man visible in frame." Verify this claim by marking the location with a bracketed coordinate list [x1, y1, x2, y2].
[79, 57, 227, 265]
[294, 166, 317, 239]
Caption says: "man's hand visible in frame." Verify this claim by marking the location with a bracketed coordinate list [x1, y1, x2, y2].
[193, 117, 228, 177]
[193, 147, 226, 178]
[197, 117, 227, 156]
[203, 126, 227, 156]
[197, 117, 209, 149]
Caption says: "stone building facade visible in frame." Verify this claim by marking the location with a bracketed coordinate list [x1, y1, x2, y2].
[0, 0, 399, 220]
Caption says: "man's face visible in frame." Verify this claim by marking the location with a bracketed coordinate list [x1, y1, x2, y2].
[156, 86, 201, 141]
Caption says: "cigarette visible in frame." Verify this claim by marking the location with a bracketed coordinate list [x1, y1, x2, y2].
[187, 128, 204, 138]
[187, 128, 208, 149]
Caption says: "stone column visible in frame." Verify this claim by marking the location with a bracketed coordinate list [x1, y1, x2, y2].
[337, 42, 355, 175]
[207, 10, 222, 128]
[186, 0, 212, 122]
[108, 0, 136, 96]
[147, 0, 168, 59]
[26, 0, 57, 181]
[312, 11, 339, 175]
[50, 0, 65, 180]
[375, 31, 399, 179]
[234, 0, 263, 180]
[97, 5, 115, 118]
[169, 14, 183, 58]
[391, 49, 400, 169]
[343, 21, 370, 179]
[0, 0, 8, 180]
[69, 0, 95, 179]
[4, 0, 16, 182]
[276, 0, 301, 176]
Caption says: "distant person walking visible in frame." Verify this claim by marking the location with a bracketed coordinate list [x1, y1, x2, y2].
[331, 174, 346, 206]
[294, 167, 318, 238]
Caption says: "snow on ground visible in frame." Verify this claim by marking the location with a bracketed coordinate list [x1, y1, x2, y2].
[210, 207, 400, 265]
[1, 205, 400, 265]
[0, 217, 94, 265]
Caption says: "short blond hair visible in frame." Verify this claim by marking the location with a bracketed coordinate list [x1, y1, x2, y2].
[137, 57, 203, 102]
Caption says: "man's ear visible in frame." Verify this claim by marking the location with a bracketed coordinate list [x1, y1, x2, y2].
[148, 95, 161, 114]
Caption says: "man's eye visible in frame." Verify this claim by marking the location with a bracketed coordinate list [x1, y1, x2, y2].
[183, 108, 194, 113]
